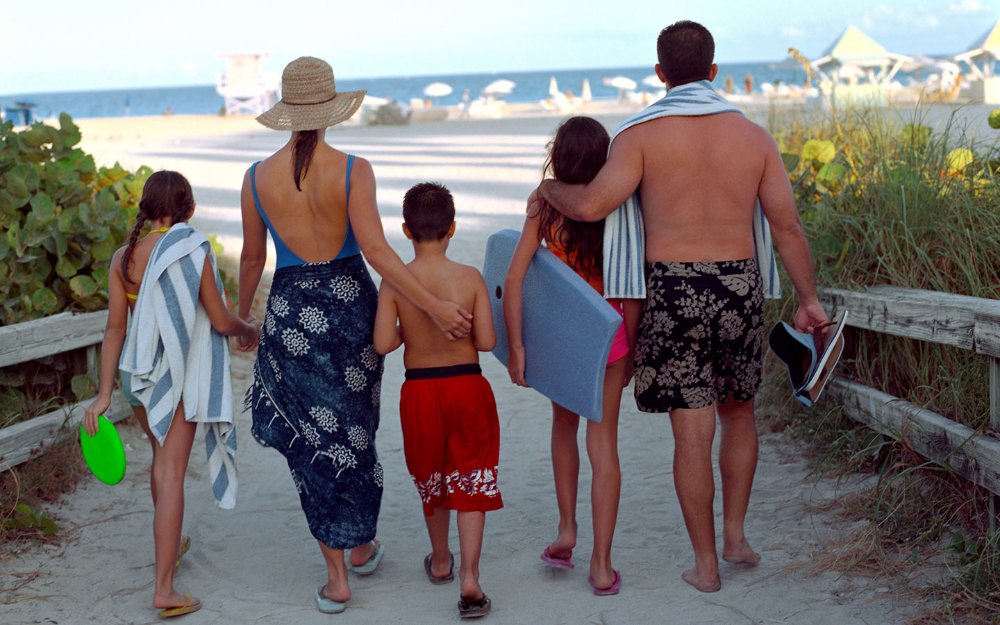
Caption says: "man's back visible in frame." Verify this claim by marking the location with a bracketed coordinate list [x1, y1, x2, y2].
[395, 257, 492, 369]
[629, 112, 772, 263]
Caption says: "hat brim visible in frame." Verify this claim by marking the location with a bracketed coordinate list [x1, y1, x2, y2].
[256, 89, 367, 131]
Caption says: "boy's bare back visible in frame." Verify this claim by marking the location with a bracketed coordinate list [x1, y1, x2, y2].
[384, 256, 495, 369]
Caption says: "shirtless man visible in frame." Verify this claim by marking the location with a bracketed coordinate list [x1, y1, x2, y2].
[535, 21, 828, 592]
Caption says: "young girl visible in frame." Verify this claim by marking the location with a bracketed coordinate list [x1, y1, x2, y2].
[504, 116, 631, 595]
[84, 171, 259, 618]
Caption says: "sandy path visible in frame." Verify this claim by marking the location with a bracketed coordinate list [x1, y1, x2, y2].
[1, 113, 916, 624]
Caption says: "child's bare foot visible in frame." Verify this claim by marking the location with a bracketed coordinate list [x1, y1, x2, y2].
[460, 577, 483, 602]
[682, 568, 721, 593]
[545, 524, 576, 561]
[153, 589, 201, 611]
[722, 540, 761, 566]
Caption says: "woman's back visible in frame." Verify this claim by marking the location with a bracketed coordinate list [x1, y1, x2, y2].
[251, 143, 355, 264]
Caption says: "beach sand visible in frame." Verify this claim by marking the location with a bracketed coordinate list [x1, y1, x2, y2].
[0, 111, 931, 624]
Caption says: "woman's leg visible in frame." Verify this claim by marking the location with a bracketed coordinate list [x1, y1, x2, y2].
[149, 404, 198, 609]
[318, 542, 352, 603]
[586, 358, 625, 588]
[548, 403, 580, 556]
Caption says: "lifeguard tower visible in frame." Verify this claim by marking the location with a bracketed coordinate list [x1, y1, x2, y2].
[216, 53, 278, 116]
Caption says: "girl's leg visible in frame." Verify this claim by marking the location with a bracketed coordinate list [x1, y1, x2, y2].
[548, 403, 580, 556]
[150, 404, 198, 609]
[585, 358, 625, 588]
[456, 511, 485, 600]
[317, 542, 352, 603]
[424, 507, 454, 578]
[133, 406, 159, 505]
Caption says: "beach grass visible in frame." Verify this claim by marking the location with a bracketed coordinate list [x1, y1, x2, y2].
[761, 103, 1000, 622]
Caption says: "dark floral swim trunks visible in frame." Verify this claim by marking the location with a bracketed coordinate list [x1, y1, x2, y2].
[633, 259, 765, 413]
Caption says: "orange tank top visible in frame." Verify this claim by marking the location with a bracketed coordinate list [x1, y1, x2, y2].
[543, 228, 603, 294]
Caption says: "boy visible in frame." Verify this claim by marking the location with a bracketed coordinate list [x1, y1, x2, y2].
[374, 182, 501, 619]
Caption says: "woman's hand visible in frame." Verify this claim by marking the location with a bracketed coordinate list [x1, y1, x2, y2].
[238, 315, 261, 351]
[508, 344, 528, 387]
[83, 394, 112, 437]
[430, 299, 473, 341]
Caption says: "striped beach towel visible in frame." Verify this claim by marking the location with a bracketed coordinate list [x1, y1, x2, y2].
[120, 223, 238, 509]
[603, 80, 781, 300]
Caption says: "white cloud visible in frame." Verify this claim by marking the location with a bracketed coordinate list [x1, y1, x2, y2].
[781, 25, 807, 39]
[862, 3, 940, 33]
[948, 0, 985, 14]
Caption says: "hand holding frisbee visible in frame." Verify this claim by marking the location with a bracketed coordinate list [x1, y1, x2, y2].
[80, 413, 126, 486]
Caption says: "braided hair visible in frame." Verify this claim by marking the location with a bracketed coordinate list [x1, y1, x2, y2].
[538, 116, 610, 279]
[121, 171, 195, 284]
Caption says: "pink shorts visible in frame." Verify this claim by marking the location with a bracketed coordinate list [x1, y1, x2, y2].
[608, 300, 629, 364]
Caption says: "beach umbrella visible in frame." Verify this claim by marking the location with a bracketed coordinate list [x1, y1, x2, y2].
[423, 82, 453, 98]
[603, 76, 637, 91]
[581, 78, 592, 102]
[642, 74, 662, 88]
[548, 76, 560, 98]
[483, 78, 516, 96]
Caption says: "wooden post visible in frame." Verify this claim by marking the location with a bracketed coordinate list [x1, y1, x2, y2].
[991, 358, 1000, 531]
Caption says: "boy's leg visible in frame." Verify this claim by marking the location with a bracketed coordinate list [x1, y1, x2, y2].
[717, 395, 760, 564]
[669, 405, 721, 592]
[585, 358, 625, 589]
[456, 510, 485, 600]
[549, 403, 580, 556]
[150, 403, 198, 609]
[425, 507, 453, 578]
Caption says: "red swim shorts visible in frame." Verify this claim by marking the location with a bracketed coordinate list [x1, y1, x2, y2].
[400, 363, 504, 516]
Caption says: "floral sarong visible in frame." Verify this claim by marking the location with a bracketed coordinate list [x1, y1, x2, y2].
[248, 254, 385, 549]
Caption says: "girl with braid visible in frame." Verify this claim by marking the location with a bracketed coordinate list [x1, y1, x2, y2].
[84, 170, 259, 618]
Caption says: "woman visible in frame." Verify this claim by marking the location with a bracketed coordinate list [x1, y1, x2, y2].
[238, 56, 471, 614]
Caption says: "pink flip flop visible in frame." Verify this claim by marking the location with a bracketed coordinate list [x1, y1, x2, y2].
[540, 546, 574, 569]
[588, 569, 621, 596]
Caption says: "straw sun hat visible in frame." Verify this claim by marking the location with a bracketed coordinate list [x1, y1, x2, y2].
[256, 56, 366, 131]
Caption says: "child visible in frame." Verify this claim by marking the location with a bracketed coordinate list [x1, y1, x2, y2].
[83, 170, 259, 618]
[373, 182, 501, 619]
[504, 116, 633, 595]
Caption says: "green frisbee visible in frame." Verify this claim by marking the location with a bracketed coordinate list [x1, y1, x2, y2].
[80, 415, 126, 485]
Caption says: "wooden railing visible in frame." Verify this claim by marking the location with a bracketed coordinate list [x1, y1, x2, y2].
[0, 311, 127, 471]
[819, 286, 1000, 498]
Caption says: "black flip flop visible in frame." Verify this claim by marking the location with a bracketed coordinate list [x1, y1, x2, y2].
[424, 552, 455, 585]
[458, 593, 491, 619]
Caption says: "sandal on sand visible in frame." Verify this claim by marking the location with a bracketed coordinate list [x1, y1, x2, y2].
[458, 593, 491, 619]
[588, 569, 621, 596]
[424, 552, 455, 584]
[540, 546, 574, 570]
[349, 540, 385, 576]
[174, 534, 191, 571]
[315, 585, 347, 614]
[157, 594, 201, 618]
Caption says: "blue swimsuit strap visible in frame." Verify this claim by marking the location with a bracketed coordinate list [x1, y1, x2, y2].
[339, 155, 360, 258]
[250, 161, 306, 266]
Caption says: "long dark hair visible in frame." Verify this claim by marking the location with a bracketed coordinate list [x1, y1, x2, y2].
[292, 129, 319, 191]
[121, 170, 194, 284]
[538, 116, 610, 278]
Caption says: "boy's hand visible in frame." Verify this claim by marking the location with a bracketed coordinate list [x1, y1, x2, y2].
[83, 394, 111, 437]
[508, 344, 528, 387]
[431, 300, 473, 341]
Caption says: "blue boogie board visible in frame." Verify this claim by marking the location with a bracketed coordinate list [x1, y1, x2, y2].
[483, 229, 622, 421]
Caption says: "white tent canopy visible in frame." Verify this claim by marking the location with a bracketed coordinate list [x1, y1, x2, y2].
[811, 26, 911, 84]
[954, 19, 1000, 79]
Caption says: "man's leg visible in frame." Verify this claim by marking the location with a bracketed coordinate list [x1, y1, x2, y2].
[717, 396, 760, 564]
[669, 405, 721, 592]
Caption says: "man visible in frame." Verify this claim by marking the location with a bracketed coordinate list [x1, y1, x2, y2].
[535, 21, 829, 592]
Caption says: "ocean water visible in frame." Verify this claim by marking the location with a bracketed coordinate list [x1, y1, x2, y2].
[0, 61, 815, 121]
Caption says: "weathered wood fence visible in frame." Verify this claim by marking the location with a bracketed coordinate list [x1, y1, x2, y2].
[819, 286, 1000, 499]
[0, 311, 128, 472]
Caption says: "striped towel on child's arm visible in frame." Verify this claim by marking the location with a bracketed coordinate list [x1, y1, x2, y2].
[603, 80, 781, 300]
[120, 223, 238, 509]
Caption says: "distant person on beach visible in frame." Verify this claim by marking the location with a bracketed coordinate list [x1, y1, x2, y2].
[534, 21, 828, 593]
[744, 72, 753, 94]
[84, 171, 259, 618]
[724, 75, 734, 95]
[505, 116, 630, 596]
[373, 182, 500, 619]
[237, 57, 472, 614]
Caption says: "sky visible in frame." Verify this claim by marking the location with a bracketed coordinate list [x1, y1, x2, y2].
[2, 0, 998, 94]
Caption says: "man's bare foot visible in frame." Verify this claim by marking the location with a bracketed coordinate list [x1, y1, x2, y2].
[682, 568, 721, 593]
[722, 540, 761, 566]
